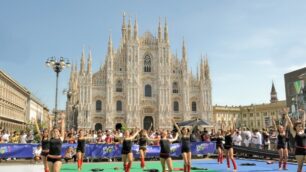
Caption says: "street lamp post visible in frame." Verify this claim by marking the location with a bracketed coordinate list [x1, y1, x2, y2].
[45, 57, 70, 127]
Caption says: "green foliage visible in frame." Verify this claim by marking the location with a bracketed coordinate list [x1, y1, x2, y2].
[120, 123, 127, 132]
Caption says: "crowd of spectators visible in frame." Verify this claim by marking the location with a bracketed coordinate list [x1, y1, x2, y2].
[0, 122, 298, 153]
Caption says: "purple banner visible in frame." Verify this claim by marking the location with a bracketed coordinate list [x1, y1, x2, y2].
[0, 142, 216, 158]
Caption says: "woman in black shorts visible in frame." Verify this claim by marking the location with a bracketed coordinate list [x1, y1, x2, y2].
[286, 108, 306, 172]
[148, 128, 179, 172]
[76, 129, 93, 171]
[173, 119, 192, 172]
[138, 129, 149, 169]
[41, 129, 50, 172]
[273, 116, 288, 170]
[215, 130, 224, 164]
[35, 119, 50, 172]
[224, 129, 237, 172]
[121, 129, 140, 172]
[47, 117, 65, 172]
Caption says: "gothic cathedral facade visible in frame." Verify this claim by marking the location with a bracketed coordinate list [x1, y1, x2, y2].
[66, 16, 212, 130]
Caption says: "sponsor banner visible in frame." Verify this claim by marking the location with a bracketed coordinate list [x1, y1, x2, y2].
[0, 142, 215, 158]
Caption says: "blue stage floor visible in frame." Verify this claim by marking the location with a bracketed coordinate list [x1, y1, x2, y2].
[192, 158, 304, 172]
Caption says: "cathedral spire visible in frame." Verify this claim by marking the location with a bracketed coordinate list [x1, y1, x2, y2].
[108, 33, 113, 57]
[70, 61, 74, 79]
[164, 17, 169, 44]
[204, 55, 210, 80]
[127, 16, 132, 40]
[69, 62, 74, 88]
[80, 47, 85, 74]
[270, 81, 278, 103]
[197, 66, 199, 80]
[200, 55, 204, 80]
[158, 17, 162, 41]
[73, 63, 78, 91]
[87, 49, 92, 74]
[182, 38, 187, 63]
[134, 16, 138, 41]
[121, 12, 127, 42]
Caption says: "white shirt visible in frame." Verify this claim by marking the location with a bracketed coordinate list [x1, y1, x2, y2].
[34, 148, 42, 156]
[256, 132, 262, 145]
[233, 134, 242, 146]
[20, 134, 27, 144]
[2, 133, 10, 143]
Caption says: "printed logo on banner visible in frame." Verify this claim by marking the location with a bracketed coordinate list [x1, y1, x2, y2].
[170, 144, 179, 153]
[102, 145, 114, 154]
[0, 146, 11, 154]
[196, 143, 208, 152]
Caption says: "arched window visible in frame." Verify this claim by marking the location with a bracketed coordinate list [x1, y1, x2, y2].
[116, 100, 122, 111]
[96, 100, 102, 112]
[173, 101, 179, 112]
[145, 85, 152, 97]
[173, 82, 179, 93]
[144, 55, 151, 72]
[116, 80, 123, 92]
[192, 102, 197, 112]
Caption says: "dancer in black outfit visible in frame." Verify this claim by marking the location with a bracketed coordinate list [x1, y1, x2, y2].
[224, 129, 237, 172]
[286, 108, 306, 172]
[138, 129, 149, 169]
[121, 128, 140, 172]
[215, 130, 224, 164]
[173, 119, 194, 172]
[272, 115, 288, 170]
[47, 115, 65, 172]
[34, 119, 50, 172]
[76, 129, 93, 171]
[148, 125, 179, 172]
[41, 129, 50, 172]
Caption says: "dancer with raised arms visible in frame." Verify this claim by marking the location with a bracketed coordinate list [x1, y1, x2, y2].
[147, 121, 179, 172]
[121, 128, 140, 172]
[215, 130, 224, 164]
[172, 119, 195, 172]
[285, 108, 305, 172]
[272, 114, 288, 170]
[138, 123, 153, 170]
[77, 129, 95, 171]
[223, 124, 237, 172]
[47, 114, 65, 172]
[34, 118, 50, 172]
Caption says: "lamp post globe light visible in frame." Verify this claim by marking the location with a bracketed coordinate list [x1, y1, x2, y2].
[45, 57, 70, 127]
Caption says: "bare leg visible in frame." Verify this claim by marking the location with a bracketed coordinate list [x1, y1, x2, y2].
[53, 161, 62, 172]
[160, 158, 166, 172]
[229, 148, 237, 171]
[187, 152, 192, 171]
[48, 162, 54, 172]
[166, 157, 173, 172]
[278, 148, 283, 169]
[122, 154, 127, 171]
[77, 152, 82, 171]
[296, 155, 305, 172]
[42, 156, 49, 172]
[127, 153, 133, 172]
[283, 148, 288, 170]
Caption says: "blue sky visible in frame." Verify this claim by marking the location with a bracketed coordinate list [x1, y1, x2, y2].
[1, 0, 306, 110]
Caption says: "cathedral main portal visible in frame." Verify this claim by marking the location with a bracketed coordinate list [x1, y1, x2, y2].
[143, 116, 153, 130]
